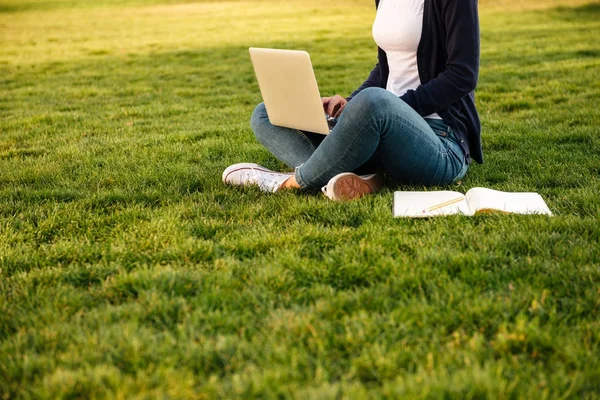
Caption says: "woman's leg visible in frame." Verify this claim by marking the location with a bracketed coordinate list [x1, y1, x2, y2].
[250, 102, 325, 168]
[294, 87, 468, 189]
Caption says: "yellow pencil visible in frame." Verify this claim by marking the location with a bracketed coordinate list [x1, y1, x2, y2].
[423, 197, 464, 214]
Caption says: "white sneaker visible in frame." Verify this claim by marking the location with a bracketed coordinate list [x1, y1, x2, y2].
[321, 173, 383, 201]
[222, 163, 293, 193]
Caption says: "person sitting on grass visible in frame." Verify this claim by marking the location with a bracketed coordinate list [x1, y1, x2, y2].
[223, 0, 483, 201]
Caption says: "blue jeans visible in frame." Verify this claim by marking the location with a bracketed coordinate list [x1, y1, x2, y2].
[250, 87, 468, 189]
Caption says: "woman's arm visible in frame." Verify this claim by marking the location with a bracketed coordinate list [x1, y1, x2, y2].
[400, 0, 480, 116]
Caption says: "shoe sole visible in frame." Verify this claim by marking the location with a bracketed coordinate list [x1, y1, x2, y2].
[326, 173, 383, 201]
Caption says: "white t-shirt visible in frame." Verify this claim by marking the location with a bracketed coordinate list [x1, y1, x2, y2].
[372, 0, 441, 119]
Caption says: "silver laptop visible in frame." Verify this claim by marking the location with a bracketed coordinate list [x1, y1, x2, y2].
[249, 47, 333, 135]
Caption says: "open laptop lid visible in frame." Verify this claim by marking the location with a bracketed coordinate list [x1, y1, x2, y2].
[249, 47, 330, 135]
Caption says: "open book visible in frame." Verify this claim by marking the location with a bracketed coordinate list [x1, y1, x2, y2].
[393, 187, 553, 218]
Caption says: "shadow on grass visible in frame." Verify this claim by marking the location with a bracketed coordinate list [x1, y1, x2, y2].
[552, 1, 600, 20]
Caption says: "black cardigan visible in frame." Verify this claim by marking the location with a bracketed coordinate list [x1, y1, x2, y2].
[348, 0, 483, 164]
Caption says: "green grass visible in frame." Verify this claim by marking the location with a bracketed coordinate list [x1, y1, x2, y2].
[1, 0, 599, 398]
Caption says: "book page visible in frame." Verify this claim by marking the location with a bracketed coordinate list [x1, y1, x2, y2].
[465, 187, 553, 216]
[393, 191, 471, 218]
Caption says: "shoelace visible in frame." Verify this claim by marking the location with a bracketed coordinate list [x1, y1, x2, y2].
[243, 170, 290, 193]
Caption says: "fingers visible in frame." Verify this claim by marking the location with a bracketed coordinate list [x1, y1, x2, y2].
[326, 100, 337, 117]
[323, 95, 348, 117]
[327, 95, 341, 117]
[331, 95, 348, 118]
[333, 102, 346, 118]
[322, 97, 332, 114]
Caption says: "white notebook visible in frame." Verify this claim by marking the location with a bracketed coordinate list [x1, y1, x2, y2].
[393, 187, 553, 218]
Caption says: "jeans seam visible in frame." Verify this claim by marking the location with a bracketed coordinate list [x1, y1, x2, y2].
[424, 120, 465, 183]
[295, 129, 317, 152]
[453, 162, 469, 182]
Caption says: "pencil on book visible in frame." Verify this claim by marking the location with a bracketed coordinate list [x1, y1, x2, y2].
[422, 197, 464, 213]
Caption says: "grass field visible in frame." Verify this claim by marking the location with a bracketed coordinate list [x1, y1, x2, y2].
[1, 0, 599, 398]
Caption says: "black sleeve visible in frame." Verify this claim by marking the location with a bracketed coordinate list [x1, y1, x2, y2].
[346, 62, 384, 102]
[400, 0, 480, 116]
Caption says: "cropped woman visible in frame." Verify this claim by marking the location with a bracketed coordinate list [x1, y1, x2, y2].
[223, 0, 483, 201]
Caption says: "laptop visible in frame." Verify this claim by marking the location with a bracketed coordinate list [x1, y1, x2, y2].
[249, 47, 334, 135]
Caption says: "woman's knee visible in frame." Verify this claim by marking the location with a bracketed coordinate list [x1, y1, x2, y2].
[250, 102, 269, 135]
[349, 87, 421, 131]
[350, 87, 392, 111]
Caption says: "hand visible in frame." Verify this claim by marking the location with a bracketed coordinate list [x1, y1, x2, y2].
[322, 94, 348, 119]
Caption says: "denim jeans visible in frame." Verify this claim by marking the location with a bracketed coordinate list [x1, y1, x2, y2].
[250, 87, 468, 189]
